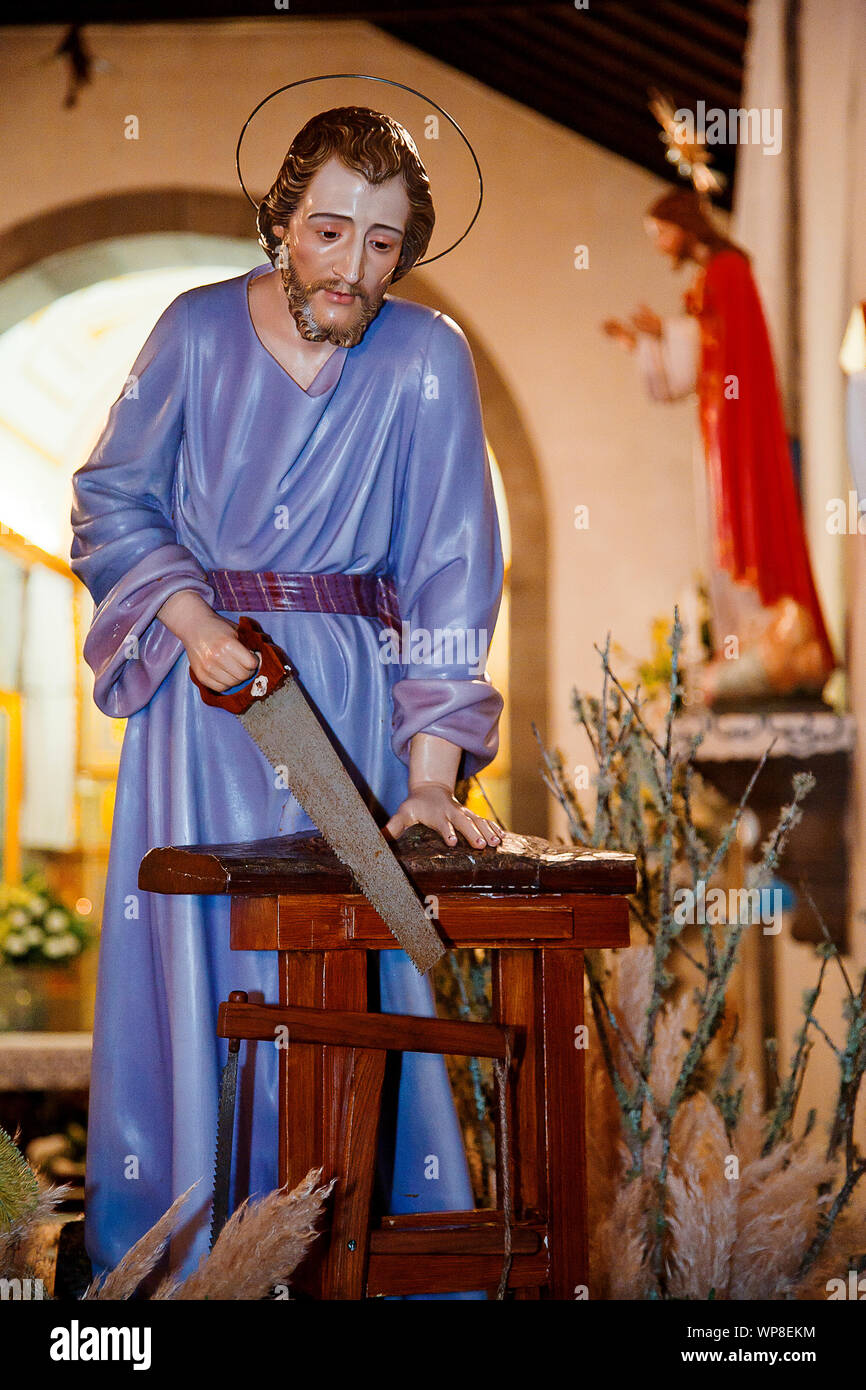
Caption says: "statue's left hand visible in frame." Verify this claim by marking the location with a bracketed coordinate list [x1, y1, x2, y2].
[630, 304, 663, 338]
[385, 783, 502, 850]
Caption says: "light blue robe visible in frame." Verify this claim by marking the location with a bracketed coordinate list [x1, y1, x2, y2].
[70, 263, 504, 1297]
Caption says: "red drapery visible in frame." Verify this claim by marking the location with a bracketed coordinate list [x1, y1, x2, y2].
[692, 250, 835, 668]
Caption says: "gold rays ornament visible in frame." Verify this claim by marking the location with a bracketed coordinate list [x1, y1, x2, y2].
[648, 88, 727, 196]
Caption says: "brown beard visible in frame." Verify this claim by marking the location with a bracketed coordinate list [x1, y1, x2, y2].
[277, 249, 386, 347]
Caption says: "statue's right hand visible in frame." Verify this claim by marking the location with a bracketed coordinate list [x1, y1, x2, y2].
[630, 305, 663, 338]
[185, 612, 260, 693]
[156, 590, 260, 692]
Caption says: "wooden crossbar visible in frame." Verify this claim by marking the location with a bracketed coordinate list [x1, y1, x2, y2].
[217, 999, 514, 1060]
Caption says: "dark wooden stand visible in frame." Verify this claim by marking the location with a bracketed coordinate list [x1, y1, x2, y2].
[140, 826, 634, 1298]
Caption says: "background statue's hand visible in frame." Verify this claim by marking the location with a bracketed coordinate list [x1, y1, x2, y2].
[157, 591, 259, 692]
[384, 782, 502, 850]
[630, 304, 663, 338]
[601, 318, 637, 351]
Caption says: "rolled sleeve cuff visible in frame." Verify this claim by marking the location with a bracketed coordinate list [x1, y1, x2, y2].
[391, 675, 503, 779]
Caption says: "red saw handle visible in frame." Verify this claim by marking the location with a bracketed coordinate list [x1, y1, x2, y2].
[189, 615, 291, 714]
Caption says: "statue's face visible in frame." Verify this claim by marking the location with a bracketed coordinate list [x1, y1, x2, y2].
[273, 155, 411, 346]
[644, 216, 690, 267]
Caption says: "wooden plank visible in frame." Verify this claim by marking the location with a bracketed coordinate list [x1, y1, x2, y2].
[378, 1208, 520, 1228]
[139, 824, 637, 897]
[218, 1000, 512, 1060]
[277, 896, 571, 948]
[540, 948, 589, 1298]
[572, 894, 631, 947]
[325, 1046, 387, 1299]
[230, 895, 278, 950]
[365, 1250, 548, 1296]
[370, 1221, 544, 1256]
[271, 894, 630, 951]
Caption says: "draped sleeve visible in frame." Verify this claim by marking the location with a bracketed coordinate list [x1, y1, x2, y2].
[70, 292, 216, 718]
[635, 315, 699, 402]
[388, 312, 504, 778]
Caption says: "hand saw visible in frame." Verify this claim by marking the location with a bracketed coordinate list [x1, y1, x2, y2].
[190, 615, 446, 974]
[210, 989, 246, 1250]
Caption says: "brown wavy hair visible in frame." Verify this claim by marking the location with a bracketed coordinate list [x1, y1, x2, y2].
[647, 188, 745, 260]
[257, 106, 435, 282]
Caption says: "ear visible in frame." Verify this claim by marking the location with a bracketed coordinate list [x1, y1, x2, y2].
[272, 224, 285, 238]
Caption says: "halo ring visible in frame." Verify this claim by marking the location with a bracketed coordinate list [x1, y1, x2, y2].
[236, 73, 483, 268]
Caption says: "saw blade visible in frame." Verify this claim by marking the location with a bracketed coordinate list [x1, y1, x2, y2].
[210, 1045, 239, 1249]
[239, 678, 445, 974]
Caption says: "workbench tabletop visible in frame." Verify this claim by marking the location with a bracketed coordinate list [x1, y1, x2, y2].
[139, 824, 636, 898]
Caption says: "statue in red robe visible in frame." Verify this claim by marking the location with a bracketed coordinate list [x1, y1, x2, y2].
[604, 189, 835, 705]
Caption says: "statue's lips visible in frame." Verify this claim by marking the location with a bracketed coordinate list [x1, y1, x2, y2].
[321, 289, 357, 305]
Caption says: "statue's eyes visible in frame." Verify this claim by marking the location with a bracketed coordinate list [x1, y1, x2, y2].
[315, 229, 396, 253]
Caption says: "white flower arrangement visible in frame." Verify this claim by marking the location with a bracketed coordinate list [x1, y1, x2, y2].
[42, 933, 80, 960]
[0, 873, 91, 967]
[44, 908, 70, 934]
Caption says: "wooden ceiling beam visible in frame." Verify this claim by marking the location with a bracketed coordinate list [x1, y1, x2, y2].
[0, 0, 562, 21]
[602, 0, 744, 85]
[699, 0, 750, 27]
[458, 14, 675, 148]
[503, 9, 738, 185]
[653, 0, 748, 56]
[516, 8, 672, 96]
[381, 12, 736, 197]
[492, 12, 682, 124]
[383, 15, 662, 159]
[476, 11, 738, 194]
[513, 9, 731, 121]
[570, 11, 743, 108]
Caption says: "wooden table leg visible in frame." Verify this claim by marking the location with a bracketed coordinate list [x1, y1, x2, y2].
[492, 948, 546, 1298]
[279, 951, 324, 1191]
[324, 1046, 387, 1298]
[280, 947, 367, 1298]
[540, 946, 588, 1298]
[322, 950, 368, 1178]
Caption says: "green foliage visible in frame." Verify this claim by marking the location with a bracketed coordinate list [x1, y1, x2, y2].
[0, 1125, 40, 1227]
[539, 612, 866, 1289]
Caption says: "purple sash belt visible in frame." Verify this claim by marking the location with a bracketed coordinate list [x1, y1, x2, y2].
[206, 569, 402, 634]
